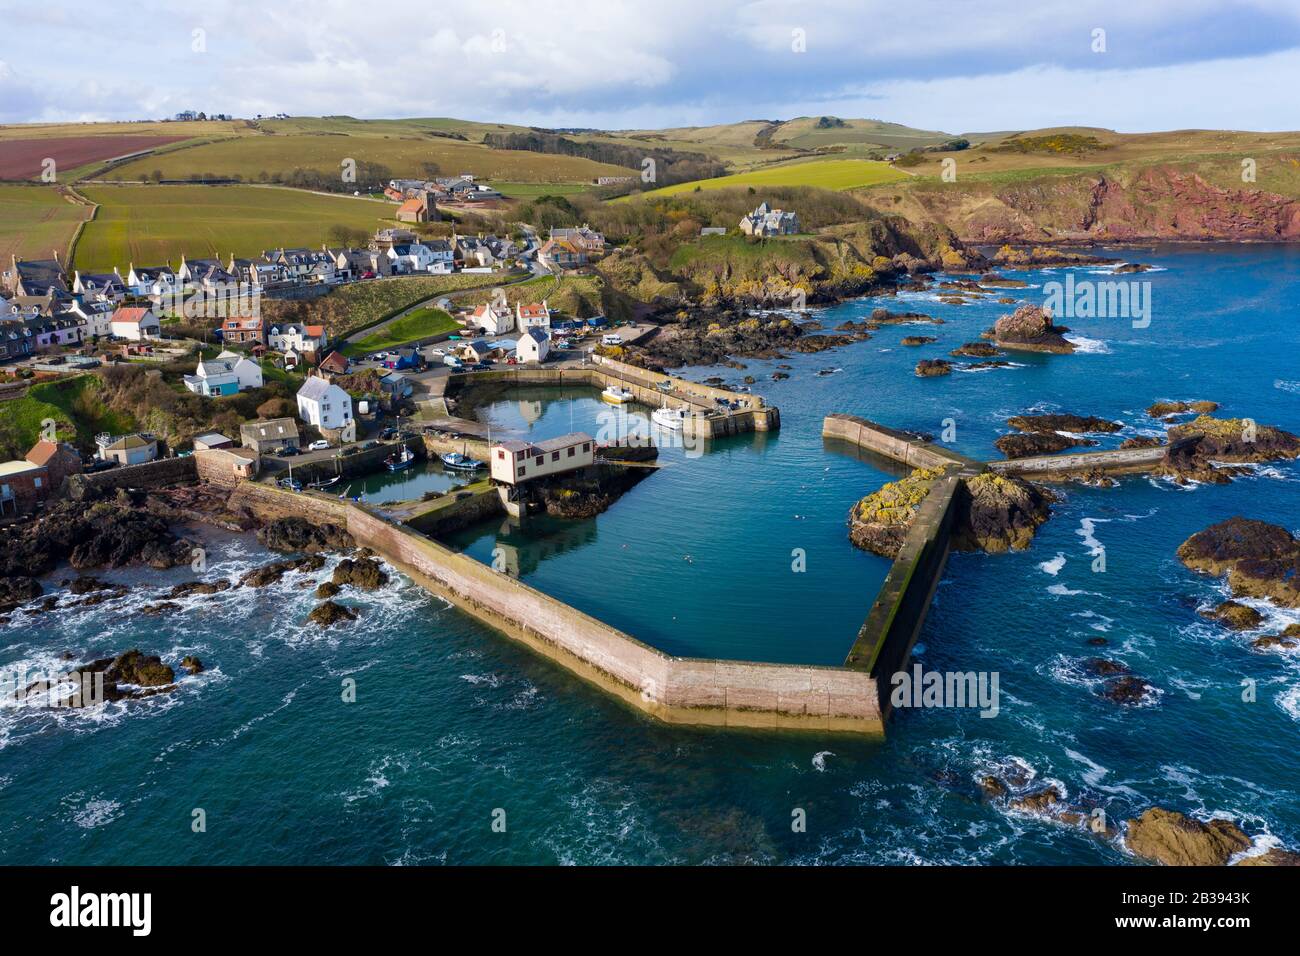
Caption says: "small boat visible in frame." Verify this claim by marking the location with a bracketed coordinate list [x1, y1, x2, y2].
[652, 406, 687, 430]
[307, 474, 340, 489]
[278, 477, 302, 492]
[601, 385, 634, 404]
[440, 452, 485, 472]
[385, 444, 415, 472]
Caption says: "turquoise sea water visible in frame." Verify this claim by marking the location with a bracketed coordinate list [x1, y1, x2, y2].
[2, 244, 1297, 864]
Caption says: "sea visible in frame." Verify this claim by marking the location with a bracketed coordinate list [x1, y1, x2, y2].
[2, 243, 1297, 865]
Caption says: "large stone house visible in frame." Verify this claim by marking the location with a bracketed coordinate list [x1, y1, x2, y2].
[739, 202, 800, 237]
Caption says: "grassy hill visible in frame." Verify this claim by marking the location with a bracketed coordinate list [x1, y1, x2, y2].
[629, 158, 908, 199]
[0, 185, 93, 263]
[73, 184, 396, 271]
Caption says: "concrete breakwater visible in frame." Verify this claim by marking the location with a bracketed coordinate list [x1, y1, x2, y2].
[228, 483, 883, 733]
[989, 445, 1167, 479]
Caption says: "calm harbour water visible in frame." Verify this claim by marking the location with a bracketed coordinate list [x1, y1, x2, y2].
[2, 243, 1297, 864]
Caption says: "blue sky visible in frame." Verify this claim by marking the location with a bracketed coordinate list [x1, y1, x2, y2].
[2, 0, 1299, 131]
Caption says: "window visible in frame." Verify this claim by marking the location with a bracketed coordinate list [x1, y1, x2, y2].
[516, 466, 525, 477]
[534, 457, 544, 467]
[497, 450, 505, 460]
[33, 477, 42, 489]
[567, 447, 574, 457]
[551, 451, 559, 462]
[582, 443, 590, 452]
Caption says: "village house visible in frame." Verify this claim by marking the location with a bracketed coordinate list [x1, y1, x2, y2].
[0, 460, 49, 516]
[192, 432, 235, 451]
[123, 264, 177, 298]
[96, 432, 159, 466]
[387, 240, 454, 274]
[240, 418, 300, 455]
[3, 256, 68, 297]
[264, 248, 338, 285]
[550, 224, 606, 257]
[67, 297, 115, 337]
[460, 339, 500, 364]
[226, 256, 279, 288]
[72, 271, 125, 303]
[296, 375, 354, 433]
[396, 195, 434, 223]
[371, 227, 419, 253]
[536, 238, 586, 271]
[177, 256, 237, 289]
[24, 439, 82, 489]
[183, 350, 263, 396]
[329, 247, 391, 280]
[467, 301, 514, 335]
[516, 301, 549, 331]
[267, 322, 327, 354]
[318, 350, 350, 376]
[517, 327, 550, 364]
[489, 432, 594, 486]
[109, 306, 161, 341]
[221, 316, 264, 346]
[738, 202, 800, 237]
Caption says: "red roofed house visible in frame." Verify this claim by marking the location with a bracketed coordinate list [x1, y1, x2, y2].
[221, 316, 264, 345]
[318, 350, 350, 376]
[396, 196, 432, 223]
[25, 440, 82, 489]
[109, 306, 161, 341]
[516, 300, 549, 331]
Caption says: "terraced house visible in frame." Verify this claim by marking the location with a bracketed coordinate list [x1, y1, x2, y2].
[2, 256, 68, 297]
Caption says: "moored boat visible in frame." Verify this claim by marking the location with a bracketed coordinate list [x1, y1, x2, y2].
[440, 451, 486, 471]
[386, 444, 415, 472]
[601, 385, 634, 404]
[652, 406, 687, 430]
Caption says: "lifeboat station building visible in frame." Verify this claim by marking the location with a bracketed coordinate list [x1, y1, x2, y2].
[490, 432, 594, 487]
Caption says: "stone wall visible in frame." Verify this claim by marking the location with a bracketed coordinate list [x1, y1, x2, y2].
[989, 446, 1166, 478]
[66, 455, 197, 500]
[235, 482, 881, 733]
[822, 413, 979, 470]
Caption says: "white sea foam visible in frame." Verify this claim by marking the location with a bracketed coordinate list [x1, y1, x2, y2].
[1063, 334, 1112, 354]
[1274, 380, 1300, 394]
[812, 751, 834, 772]
[1039, 553, 1067, 576]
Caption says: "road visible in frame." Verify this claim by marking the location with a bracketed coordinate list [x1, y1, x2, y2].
[342, 270, 536, 347]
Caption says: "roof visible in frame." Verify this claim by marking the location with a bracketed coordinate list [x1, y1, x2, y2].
[111, 306, 155, 325]
[319, 351, 349, 371]
[25, 439, 76, 466]
[193, 432, 233, 446]
[0, 460, 44, 478]
[517, 302, 547, 318]
[495, 431, 592, 458]
[296, 376, 337, 401]
[525, 328, 548, 343]
[397, 198, 425, 214]
[240, 418, 299, 441]
[105, 434, 154, 451]
[222, 316, 262, 331]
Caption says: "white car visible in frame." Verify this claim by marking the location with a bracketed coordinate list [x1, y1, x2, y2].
[428, 347, 446, 356]
[307, 439, 331, 451]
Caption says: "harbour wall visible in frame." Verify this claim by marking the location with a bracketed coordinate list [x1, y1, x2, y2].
[229, 482, 883, 734]
[989, 446, 1167, 478]
[67, 455, 197, 499]
[822, 413, 981, 471]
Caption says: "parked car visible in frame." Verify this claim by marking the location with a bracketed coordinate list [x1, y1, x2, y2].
[277, 446, 300, 457]
[307, 439, 330, 451]
[428, 347, 446, 356]
[602, 333, 623, 346]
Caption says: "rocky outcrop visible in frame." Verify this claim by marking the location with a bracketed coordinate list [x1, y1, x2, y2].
[847, 468, 943, 559]
[1253, 623, 1300, 651]
[258, 517, 354, 554]
[167, 579, 231, 599]
[951, 473, 1055, 554]
[0, 491, 194, 578]
[308, 600, 358, 627]
[1177, 517, 1300, 609]
[900, 335, 937, 346]
[984, 304, 1075, 354]
[180, 656, 204, 675]
[1007, 413, 1122, 435]
[866, 307, 943, 328]
[1148, 399, 1219, 419]
[331, 557, 389, 591]
[949, 342, 1000, 358]
[1125, 809, 1253, 866]
[915, 359, 952, 377]
[1235, 847, 1300, 866]
[995, 433, 1098, 459]
[0, 576, 43, 613]
[239, 554, 326, 589]
[1166, 415, 1300, 463]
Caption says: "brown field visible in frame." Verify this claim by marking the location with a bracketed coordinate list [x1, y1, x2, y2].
[0, 135, 188, 180]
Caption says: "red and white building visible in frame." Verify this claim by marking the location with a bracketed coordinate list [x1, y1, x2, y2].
[490, 432, 594, 486]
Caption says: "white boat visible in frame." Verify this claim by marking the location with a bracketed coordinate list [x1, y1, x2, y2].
[652, 406, 687, 430]
[601, 385, 634, 404]
[385, 444, 415, 472]
[440, 451, 485, 472]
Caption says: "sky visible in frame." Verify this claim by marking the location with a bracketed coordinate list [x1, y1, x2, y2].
[2, 0, 1300, 132]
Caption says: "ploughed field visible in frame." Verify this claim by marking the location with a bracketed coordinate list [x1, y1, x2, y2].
[0, 135, 187, 180]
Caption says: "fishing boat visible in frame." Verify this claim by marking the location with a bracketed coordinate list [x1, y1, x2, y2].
[601, 384, 634, 404]
[652, 405, 687, 430]
[440, 451, 485, 472]
[308, 456, 342, 489]
[385, 443, 415, 472]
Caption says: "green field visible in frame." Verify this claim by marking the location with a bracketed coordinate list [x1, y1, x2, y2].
[343, 307, 459, 357]
[0, 375, 135, 459]
[630, 159, 909, 199]
[73, 184, 394, 272]
[0, 185, 92, 264]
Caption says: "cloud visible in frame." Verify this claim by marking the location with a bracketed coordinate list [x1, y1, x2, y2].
[2, 0, 1299, 131]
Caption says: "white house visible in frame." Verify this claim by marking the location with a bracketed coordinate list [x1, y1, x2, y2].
[109, 306, 161, 341]
[490, 432, 594, 486]
[297, 375, 353, 432]
[184, 350, 263, 396]
[517, 327, 550, 364]
[516, 301, 549, 331]
[468, 301, 514, 335]
[267, 322, 327, 354]
[387, 241, 455, 274]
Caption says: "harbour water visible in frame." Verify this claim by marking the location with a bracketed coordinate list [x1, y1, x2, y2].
[2, 244, 1297, 864]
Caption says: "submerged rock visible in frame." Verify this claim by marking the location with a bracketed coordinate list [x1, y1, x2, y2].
[1009, 786, 1063, 815]
[1199, 600, 1264, 631]
[308, 600, 359, 627]
[315, 581, 341, 599]
[985, 304, 1075, 353]
[1120, 435, 1164, 449]
[1125, 808, 1252, 866]
[995, 432, 1098, 459]
[1100, 675, 1157, 705]
[1252, 623, 1300, 651]
[240, 555, 326, 589]
[180, 656, 204, 675]
[867, 307, 943, 328]
[167, 579, 232, 599]
[949, 341, 1000, 358]
[915, 359, 952, 377]
[331, 557, 389, 591]
[900, 335, 937, 346]
[1006, 413, 1122, 434]
[1148, 399, 1219, 418]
